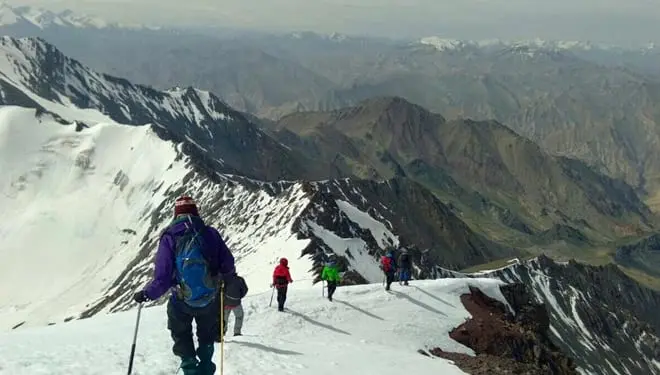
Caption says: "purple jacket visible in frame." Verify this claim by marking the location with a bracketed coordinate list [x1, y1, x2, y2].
[144, 215, 236, 300]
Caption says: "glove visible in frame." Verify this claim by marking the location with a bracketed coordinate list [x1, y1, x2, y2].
[133, 290, 148, 303]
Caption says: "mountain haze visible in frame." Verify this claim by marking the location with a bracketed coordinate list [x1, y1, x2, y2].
[28, 27, 660, 213]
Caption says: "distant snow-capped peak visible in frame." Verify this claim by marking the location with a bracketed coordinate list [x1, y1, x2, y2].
[419, 36, 650, 52]
[0, 2, 155, 30]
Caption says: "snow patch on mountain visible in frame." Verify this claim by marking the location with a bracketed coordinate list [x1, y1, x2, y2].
[335, 199, 399, 249]
[0, 105, 183, 330]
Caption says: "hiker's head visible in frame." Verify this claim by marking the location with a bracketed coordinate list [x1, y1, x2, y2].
[280, 257, 289, 267]
[174, 196, 199, 217]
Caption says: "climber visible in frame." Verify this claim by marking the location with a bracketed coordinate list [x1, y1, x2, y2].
[132, 196, 235, 375]
[321, 259, 341, 301]
[272, 257, 293, 311]
[380, 249, 397, 291]
[218, 271, 249, 341]
[398, 248, 412, 286]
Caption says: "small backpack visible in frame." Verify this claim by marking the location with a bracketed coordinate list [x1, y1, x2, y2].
[381, 256, 393, 272]
[173, 223, 217, 308]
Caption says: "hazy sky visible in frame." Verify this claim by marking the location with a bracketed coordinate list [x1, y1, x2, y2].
[7, 0, 660, 44]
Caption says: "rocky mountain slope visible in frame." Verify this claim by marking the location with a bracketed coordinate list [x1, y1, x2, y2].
[0, 36, 340, 182]
[438, 256, 660, 375]
[306, 45, 660, 198]
[271, 96, 656, 251]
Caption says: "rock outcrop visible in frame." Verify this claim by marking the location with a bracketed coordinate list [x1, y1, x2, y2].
[432, 284, 578, 374]
[437, 255, 660, 374]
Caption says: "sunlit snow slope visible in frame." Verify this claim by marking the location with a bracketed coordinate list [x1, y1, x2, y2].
[0, 279, 511, 375]
[0, 103, 403, 332]
[0, 104, 316, 330]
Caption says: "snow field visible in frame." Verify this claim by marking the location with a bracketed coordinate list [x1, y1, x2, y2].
[0, 105, 186, 330]
[0, 278, 510, 375]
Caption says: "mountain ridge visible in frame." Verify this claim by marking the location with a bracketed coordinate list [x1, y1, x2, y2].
[272, 96, 656, 250]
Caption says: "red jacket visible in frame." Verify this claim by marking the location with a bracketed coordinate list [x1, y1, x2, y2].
[273, 258, 293, 288]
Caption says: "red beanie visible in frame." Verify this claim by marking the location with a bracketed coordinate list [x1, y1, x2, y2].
[174, 196, 199, 217]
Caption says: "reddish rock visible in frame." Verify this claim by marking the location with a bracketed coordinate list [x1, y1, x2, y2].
[430, 284, 578, 375]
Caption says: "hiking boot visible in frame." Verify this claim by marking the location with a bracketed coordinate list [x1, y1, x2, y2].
[234, 332, 242, 336]
[196, 344, 216, 375]
[180, 357, 199, 375]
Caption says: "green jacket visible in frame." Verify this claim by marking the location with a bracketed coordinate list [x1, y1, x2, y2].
[321, 265, 341, 282]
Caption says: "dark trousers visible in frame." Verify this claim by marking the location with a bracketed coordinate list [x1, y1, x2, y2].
[384, 271, 395, 290]
[326, 281, 337, 300]
[399, 267, 411, 284]
[276, 286, 288, 310]
[167, 296, 219, 359]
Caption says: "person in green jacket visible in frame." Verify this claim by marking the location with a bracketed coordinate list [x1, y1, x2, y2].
[321, 260, 341, 301]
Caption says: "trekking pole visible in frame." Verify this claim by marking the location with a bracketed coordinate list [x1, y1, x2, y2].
[269, 285, 275, 307]
[220, 281, 225, 375]
[127, 302, 144, 375]
[322, 280, 325, 297]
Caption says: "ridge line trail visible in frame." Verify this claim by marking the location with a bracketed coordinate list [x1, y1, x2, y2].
[0, 279, 509, 375]
[212, 280, 491, 375]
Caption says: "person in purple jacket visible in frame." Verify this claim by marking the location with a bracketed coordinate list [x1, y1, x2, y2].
[133, 196, 235, 375]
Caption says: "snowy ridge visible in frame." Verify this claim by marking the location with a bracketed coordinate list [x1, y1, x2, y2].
[0, 36, 234, 127]
[0, 35, 337, 184]
[0, 102, 416, 331]
[419, 36, 656, 53]
[0, 278, 509, 375]
[437, 256, 660, 375]
[0, 2, 154, 30]
[0, 36, 241, 171]
[0, 102, 393, 329]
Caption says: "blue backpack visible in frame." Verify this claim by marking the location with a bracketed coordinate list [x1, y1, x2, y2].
[173, 222, 217, 308]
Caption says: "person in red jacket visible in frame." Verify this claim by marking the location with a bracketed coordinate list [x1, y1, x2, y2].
[272, 257, 293, 311]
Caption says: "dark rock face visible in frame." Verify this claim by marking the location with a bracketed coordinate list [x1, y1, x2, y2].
[438, 256, 660, 374]
[431, 284, 578, 374]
